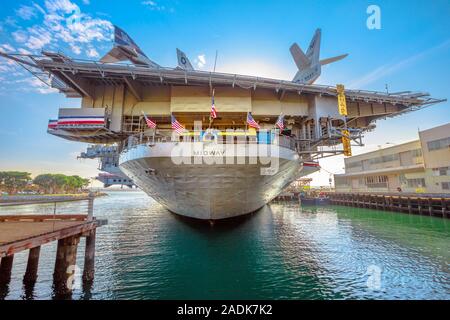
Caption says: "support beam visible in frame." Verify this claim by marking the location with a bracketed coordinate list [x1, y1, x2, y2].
[58, 71, 94, 99]
[123, 76, 143, 101]
[53, 236, 80, 297]
[0, 255, 14, 284]
[278, 89, 286, 101]
[82, 229, 96, 282]
[23, 246, 41, 284]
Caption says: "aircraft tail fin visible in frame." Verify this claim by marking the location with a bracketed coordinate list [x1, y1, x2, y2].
[306, 28, 321, 63]
[320, 53, 348, 66]
[176, 48, 194, 70]
[289, 43, 310, 69]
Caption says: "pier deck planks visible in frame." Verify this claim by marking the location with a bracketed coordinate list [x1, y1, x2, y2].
[0, 215, 106, 258]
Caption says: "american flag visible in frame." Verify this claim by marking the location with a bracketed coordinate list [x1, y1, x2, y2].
[275, 113, 284, 130]
[142, 112, 156, 129]
[210, 92, 217, 119]
[171, 115, 186, 134]
[246, 112, 260, 129]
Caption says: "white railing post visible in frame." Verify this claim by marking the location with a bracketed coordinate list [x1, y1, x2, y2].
[87, 192, 95, 221]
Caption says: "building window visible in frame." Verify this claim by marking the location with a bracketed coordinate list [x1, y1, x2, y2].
[365, 175, 388, 188]
[335, 176, 349, 186]
[427, 137, 450, 151]
[411, 149, 422, 157]
[406, 178, 426, 188]
[442, 182, 450, 190]
[439, 167, 449, 176]
[369, 154, 399, 165]
[433, 167, 450, 176]
[346, 161, 361, 169]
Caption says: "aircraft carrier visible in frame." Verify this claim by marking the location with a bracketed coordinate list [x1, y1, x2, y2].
[0, 26, 444, 220]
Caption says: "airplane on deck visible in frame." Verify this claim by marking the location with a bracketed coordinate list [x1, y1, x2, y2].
[290, 28, 348, 84]
[100, 25, 161, 68]
[100, 26, 346, 84]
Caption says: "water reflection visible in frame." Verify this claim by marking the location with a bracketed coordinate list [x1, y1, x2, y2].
[1, 191, 449, 300]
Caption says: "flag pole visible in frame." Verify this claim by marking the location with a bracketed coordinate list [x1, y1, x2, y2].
[208, 88, 215, 130]
[245, 112, 248, 135]
[213, 50, 218, 73]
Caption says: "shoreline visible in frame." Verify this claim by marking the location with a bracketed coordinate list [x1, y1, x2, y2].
[0, 192, 107, 206]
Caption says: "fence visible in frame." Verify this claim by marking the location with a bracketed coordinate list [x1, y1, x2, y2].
[122, 129, 299, 153]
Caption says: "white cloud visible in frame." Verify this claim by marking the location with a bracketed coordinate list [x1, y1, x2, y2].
[4, 16, 18, 27]
[86, 48, 99, 58]
[45, 0, 78, 14]
[0, 43, 15, 52]
[16, 77, 59, 94]
[12, 30, 28, 43]
[196, 54, 206, 68]
[2, 0, 113, 54]
[141, 1, 171, 11]
[0, 0, 114, 95]
[32, 2, 47, 15]
[25, 26, 52, 50]
[70, 44, 82, 55]
[0, 64, 10, 72]
[18, 48, 32, 55]
[16, 5, 38, 20]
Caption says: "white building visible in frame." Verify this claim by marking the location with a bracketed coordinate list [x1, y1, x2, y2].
[334, 123, 450, 193]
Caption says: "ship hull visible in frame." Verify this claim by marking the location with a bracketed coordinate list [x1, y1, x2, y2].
[119, 142, 316, 220]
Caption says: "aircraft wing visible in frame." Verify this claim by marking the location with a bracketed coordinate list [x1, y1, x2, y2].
[289, 43, 310, 69]
[319, 54, 348, 66]
[100, 47, 129, 63]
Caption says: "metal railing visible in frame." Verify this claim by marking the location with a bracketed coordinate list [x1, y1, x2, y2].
[0, 193, 98, 231]
[121, 129, 300, 153]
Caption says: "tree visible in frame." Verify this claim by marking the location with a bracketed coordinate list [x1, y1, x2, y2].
[33, 174, 56, 194]
[33, 174, 90, 194]
[0, 171, 32, 194]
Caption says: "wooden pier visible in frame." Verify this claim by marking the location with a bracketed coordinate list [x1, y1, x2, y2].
[0, 195, 107, 299]
[328, 193, 450, 218]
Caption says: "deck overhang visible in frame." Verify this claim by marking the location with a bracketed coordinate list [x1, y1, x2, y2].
[0, 52, 446, 150]
[1, 52, 445, 109]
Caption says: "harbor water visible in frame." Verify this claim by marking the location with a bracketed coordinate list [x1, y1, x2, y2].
[1, 190, 449, 300]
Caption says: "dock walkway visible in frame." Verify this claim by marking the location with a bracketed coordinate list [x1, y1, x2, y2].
[328, 192, 450, 218]
[0, 195, 107, 299]
[0, 215, 106, 257]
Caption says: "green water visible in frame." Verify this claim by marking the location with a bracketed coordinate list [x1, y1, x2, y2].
[1, 191, 449, 299]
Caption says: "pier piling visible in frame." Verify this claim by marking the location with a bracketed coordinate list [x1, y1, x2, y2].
[0, 255, 14, 285]
[82, 229, 96, 282]
[53, 236, 80, 296]
[0, 196, 107, 300]
[328, 193, 450, 218]
[23, 246, 41, 284]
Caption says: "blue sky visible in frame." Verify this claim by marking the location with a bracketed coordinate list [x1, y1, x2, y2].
[0, 0, 449, 185]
